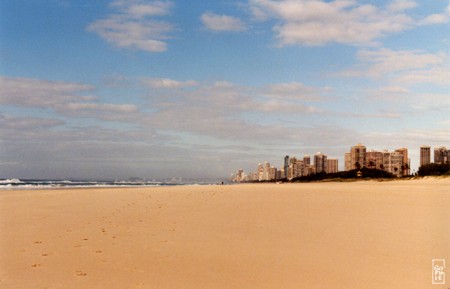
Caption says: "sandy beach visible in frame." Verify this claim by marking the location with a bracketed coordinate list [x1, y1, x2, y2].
[1, 179, 449, 289]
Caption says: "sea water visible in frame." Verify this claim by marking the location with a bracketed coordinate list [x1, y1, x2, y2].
[0, 178, 222, 189]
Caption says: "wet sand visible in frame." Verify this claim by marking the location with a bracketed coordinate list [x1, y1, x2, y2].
[1, 179, 449, 289]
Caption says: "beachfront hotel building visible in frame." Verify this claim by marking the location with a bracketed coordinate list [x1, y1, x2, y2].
[395, 148, 410, 176]
[303, 155, 311, 166]
[314, 152, 327, 174]
[434, 146, 449, 164]
[350, 144, 366, 170]
[344, 145, 410, 177]
[326, 159, 339, 174]
[382, 150, 405, 177]
[420, 146, 431, 166]
[284, 156, 289, 179]
[365, 150, 384, 170]
[344, 152, 351, 171]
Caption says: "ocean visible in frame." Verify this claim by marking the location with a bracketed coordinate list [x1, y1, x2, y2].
[0, 178, 224, 189]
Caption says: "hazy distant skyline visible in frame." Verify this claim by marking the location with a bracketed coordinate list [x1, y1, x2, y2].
[1, 0, 449, 179]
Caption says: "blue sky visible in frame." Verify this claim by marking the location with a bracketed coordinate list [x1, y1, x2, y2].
[1, 0, 449, 179]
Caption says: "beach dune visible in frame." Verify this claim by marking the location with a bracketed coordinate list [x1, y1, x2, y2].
[1, 179, 449, 289]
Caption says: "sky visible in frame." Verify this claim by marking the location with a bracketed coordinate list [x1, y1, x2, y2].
[0, 0, 449, 180]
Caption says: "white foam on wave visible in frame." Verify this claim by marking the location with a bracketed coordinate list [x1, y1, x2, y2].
[0, 178, 23, 184]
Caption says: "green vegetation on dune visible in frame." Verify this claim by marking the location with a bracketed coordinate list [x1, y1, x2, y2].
[290, 168, 396, 182]
[418, 163, 450, 176]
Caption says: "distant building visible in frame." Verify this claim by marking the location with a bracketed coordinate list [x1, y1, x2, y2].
[284, 155, 289, 179]
[365, 150, 384, 170]
[344, 152, 352, 171]
[420, 146, 431, 167]
[234, 169, 244, 182]
[303, 155, 312, 176]
[263, 162, 271, 181]
[269, 166, 277, 181]
[344, 145, 410, 177]
[395, 148, 410, 176]
[383, 150, 404, 177]
[288, 157, 298, 179]
[350, 144, 366, 170]
[257, 163, 264, 181]
[303, 155, 311, 166]
[314, 152, 327, 173]
[326, 159, 338, 174]
[434, 147, 449, 164]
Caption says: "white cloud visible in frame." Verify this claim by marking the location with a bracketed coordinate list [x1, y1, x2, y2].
[409, 93, 450, 112]
[420, 13, 449, 25]
[112, 0, 172, 18]
[387, 0, 417, 12]
[201, 12, 247, 32]
[378, 86, 410, 94]
[141, 78, 198, 89]
[0, 76, 140, 122]
[0, 114, 65, 130]
[262, 82, 326, 101]
[87, 0, 174, 52]
[0, 76, 95, 107]
[249, 0, 416, 46]
[357, 48, 445, 75]
[340, 48, 450, 86]
[55, 103, 139, 121]
[145, 79, 326, 115]
[419, 3, 450, 25]
[139, 79, 330, 142]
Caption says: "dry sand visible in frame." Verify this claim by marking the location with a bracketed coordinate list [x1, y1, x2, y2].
[1, 179, 449, 289]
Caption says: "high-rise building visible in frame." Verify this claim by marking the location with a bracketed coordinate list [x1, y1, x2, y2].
[434, 147, 449, 164]
[303, 155, 311, 166]
[234, 169, 244, 182]
[395, 148, 409, 176]
[383, 150, 404, 177]
[288, 157, 297, 179]
[349, 144, 366, 170]
[284, 155, 289, 179]
[326, 159, 338, 173]
[314, 152, 327, 173]
[257, 163, 264, 181]
[345, 152, 352, 171]
[263, 162, 271, 181]
[420, 146, 431, 167]
[269, 166, 277, 181]
[296, 160, 304, 177]
[365, 150, 384, 170]
[303, 155, 312, 176]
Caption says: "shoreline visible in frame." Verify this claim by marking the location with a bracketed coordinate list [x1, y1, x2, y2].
[2, 175, 449, 191]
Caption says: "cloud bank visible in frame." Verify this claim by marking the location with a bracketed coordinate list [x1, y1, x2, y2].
[249, 0, 418, 46]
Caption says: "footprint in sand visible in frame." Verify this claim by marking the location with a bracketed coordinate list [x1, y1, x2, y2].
[41, 253, 49, 257]
[34, 241, 43, 244]
[31, 264, 41, 268]
[75, 270, 87, 276]
[94, 250, 102, 253]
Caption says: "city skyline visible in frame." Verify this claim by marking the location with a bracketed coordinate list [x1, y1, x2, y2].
[1, 1, 449, 180]
[233, 144, 448, 181]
